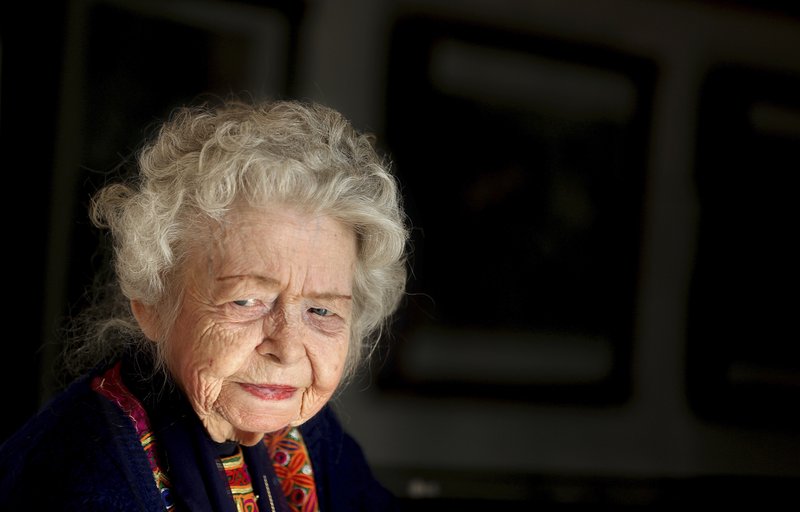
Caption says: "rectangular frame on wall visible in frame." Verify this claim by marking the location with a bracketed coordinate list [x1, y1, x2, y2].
[687, 63, 800, 429]
[379, 15, 657, 405]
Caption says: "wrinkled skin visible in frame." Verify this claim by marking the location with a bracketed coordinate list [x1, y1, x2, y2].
[133, 204, 355, 445]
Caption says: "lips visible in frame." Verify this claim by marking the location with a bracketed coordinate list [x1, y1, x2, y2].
[240, 383, 297, 400]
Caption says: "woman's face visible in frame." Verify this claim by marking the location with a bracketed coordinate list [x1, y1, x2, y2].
[157, 205, 355, 445]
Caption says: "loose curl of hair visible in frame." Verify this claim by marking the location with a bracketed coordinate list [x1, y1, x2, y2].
[63, 98, 409, 385]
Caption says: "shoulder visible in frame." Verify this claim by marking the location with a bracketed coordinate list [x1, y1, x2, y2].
[0, 371, 160, 510]
[1, 374, 99, 468]
[300, 404, 400, 512]
[299, 403, 362, 468]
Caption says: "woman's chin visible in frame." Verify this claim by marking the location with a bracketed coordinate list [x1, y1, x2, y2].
[220, 415, 292, 444]
[205, 401, 298, 444]
[242, 402, 300, 431]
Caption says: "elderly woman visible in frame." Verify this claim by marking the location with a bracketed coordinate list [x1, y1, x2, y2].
[0, 99, 408, 511]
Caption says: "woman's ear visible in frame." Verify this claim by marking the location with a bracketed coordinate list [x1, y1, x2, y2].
[130, 300, 160, 342]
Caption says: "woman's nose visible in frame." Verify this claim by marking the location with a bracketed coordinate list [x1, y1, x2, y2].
[256, 307, 305, 364]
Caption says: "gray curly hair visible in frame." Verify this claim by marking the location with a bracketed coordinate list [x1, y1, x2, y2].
[66, 98, 409, 383]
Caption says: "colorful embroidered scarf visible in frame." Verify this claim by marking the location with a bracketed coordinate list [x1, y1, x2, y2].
[92, 354, 319, 512]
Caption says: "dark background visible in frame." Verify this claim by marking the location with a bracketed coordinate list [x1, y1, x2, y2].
[2, 0, 799, 508]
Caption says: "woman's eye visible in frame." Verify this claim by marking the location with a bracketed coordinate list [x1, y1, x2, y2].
[232, 299, 258, 307]
[309, 307, 331, 317]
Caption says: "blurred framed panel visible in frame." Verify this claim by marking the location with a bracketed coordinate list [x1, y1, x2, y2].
[687, 64, 800, 428]
[380, 16, 656, 405]
[80, 0, 302, 174]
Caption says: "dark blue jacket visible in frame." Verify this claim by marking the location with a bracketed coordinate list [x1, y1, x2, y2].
[0, 361, 398, 511]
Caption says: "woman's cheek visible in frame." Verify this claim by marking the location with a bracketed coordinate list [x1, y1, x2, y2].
[310, 338, 348, 391]
[199, 322, 261, 375]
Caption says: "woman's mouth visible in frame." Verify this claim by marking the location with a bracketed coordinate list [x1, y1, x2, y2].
[240, 383, 297, 400]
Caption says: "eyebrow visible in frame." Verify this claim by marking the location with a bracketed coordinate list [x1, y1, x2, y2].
[308, 292, 353, 302]
[217, 274, 281, 287]
[216, 275, 352, 301]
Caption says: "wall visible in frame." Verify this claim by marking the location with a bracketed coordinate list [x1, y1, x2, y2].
[2, 0, 798, 507]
